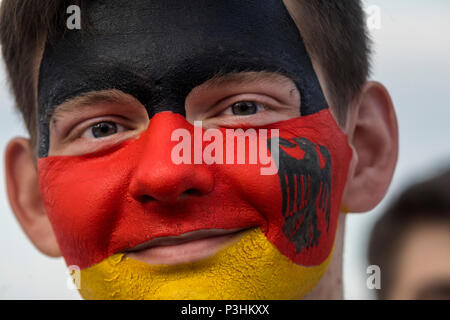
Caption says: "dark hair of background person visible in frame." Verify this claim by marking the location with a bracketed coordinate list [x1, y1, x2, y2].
[368, 168, 450, 299]
[0, 0, 371, 151]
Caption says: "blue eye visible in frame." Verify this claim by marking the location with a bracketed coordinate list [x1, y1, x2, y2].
[91, 121, 118, 138]
[231, 101, 262, 116]
[231, 101, 257, 115]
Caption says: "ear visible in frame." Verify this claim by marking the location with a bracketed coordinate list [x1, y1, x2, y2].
[342, 81, 399, 213]
[5, 137, 61, 257]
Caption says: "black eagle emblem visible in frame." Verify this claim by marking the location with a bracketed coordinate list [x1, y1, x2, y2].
[269, 137, 332, 254]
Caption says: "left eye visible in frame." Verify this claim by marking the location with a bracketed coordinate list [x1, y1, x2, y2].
[224, 101, 267, 116]
[83, 121, 124, 139]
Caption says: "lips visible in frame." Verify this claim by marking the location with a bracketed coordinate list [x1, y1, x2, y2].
[125, 228, 251, 265]
[125, 228, 247, 252]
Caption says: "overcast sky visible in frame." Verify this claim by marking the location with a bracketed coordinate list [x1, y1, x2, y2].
[0, 0, 449, 299]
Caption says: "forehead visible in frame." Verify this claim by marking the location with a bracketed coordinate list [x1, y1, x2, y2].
[38, 0, 328, 156]
[90, 0, 295, 40]
[39, 0, 321, 109]
[391, 222, 450, 297]
[40, 0, 309, 103]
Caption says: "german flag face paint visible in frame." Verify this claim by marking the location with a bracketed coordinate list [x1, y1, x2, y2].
[37, 0, 352, 299]
[38, 110, 351, 299]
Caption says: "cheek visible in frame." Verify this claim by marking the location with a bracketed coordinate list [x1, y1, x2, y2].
[38, 148, 136, 267]
[218, 158, 281, 230]
[216, 110, 351, 266]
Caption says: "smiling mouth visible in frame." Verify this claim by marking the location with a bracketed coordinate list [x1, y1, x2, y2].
[124, 228, 252, 266]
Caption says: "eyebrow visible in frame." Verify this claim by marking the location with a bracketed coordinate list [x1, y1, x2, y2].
[50, 89, 139, 124]
[202, 70, 294, 89]
[50, 71, 294, 123]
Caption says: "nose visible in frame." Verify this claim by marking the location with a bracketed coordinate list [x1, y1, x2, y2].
[129, 112, 214, 203]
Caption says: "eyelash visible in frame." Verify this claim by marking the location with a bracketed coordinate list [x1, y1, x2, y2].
[81, 121, 127, 139]
[218, 101, 268, 117]
[74, 99, 272, 141]
[66, 116, 133, 142]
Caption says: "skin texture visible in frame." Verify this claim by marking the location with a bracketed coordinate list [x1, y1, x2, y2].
[4, 1, 399, 300]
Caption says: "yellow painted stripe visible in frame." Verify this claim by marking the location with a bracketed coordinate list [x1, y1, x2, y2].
[77, 228, 333, 300]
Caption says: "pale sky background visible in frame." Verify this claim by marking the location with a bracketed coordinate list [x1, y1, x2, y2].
[0, 0, 449, 299]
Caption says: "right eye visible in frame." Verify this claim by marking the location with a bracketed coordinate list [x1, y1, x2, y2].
[82, 121, 125, 139]
[228, 101, 267, 116]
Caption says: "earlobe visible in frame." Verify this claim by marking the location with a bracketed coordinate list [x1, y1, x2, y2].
[4, 137, 61, 257]
[342, 82, 399, 213]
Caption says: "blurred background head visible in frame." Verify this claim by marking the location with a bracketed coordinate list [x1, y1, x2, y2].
[368, 169, 450, 300]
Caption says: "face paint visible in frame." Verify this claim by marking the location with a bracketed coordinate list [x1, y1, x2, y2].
[77, 229, 333, 300]
[37, 0, 328, 157]
[37, 0, 352, 299]
[38, 110, 351, 298]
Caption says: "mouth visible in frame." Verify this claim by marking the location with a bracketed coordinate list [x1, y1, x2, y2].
[124, 228, 252, 266]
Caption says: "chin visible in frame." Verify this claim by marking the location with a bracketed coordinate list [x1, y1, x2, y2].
[75, 228, 333, 300]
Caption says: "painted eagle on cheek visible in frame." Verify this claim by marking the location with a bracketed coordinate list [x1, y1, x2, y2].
[271, 137, 332, 254]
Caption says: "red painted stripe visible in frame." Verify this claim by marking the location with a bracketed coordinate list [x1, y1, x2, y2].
[38, 110, 351, 269]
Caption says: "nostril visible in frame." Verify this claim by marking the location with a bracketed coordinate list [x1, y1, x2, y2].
[183, 188, 203, 197]
[138, 194, 155, 203]
[135, 188, 204, 204]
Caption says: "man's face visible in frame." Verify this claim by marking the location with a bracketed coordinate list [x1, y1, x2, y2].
[36, 0, 352, 299]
